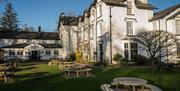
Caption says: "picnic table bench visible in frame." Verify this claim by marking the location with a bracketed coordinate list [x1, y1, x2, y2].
[48, 60, 61, 66]
[59, 62, 74, 70]
[64, 65, 92, 77]
[0, 71, 7, 82]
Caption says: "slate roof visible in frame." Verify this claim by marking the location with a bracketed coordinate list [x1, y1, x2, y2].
[101, 0, 127, 6]
[101, 0, 156, 9]
[1, 43, 62, 48]
[61, 16, 79, 26]
[150, 4, 180, 21]
[0, 31, 60, 40]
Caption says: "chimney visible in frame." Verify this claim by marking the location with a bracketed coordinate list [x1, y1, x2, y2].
[38, 26, 41, 32]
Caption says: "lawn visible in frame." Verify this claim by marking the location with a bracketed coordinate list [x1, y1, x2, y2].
[0, 62, 180, 91]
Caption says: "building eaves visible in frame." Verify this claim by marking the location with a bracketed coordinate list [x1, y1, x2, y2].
[150, 4, 180, 21]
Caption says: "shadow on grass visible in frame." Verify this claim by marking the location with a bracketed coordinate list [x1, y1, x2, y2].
[15, 72, 49, 78]
[15, 66, 37, 72]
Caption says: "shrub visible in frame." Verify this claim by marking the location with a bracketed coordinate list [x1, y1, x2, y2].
[133, 54, 150, 65]
[113, 53, 123, 63]
[66, 53, 76, 61]
[76, 50, 82, 62]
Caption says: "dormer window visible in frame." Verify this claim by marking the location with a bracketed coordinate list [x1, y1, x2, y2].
[127, 1, 133, 15]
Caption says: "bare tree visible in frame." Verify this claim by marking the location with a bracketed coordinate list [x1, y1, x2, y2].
[135, 30, 176, 64]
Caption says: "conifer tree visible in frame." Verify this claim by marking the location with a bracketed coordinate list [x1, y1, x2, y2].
[0, 3, 19, 31]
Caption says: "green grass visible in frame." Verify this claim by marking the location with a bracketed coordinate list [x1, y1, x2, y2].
[0, 62, 180, 91]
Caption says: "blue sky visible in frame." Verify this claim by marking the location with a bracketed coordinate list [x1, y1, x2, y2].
[0, 0, 179, 32]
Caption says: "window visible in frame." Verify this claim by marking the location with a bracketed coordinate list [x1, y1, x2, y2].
[91, 9, 95, 20]
[124, 43, 138, 60]
[177, 43, 180, 57]
[27, 39, 32, 43]
[124, 43, 129, 60]
[54, 50, 59, 55]
[97, 22, 103, 36]
[176, 20, 180, 34]
[90, 25, 94, 39]
[55, 40, 59, 44]
[127, 1, 133, 14]
[98, 4, 102, 17]
[17, 51, 23, 55]
[130, 43, 138, 60]
[9, 51, 15, 56]
[14, 39, 18, 44]
[46, 50, 51, 55]
[127, 21, 134, 35]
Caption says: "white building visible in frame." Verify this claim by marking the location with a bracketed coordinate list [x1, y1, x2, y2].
[150, 4, 180, 62]
[59, 0, 180, 63]
[0, 31, 62, 61]
[58, 15, 79, 59]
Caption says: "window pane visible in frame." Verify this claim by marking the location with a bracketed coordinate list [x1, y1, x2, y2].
[46, 50, 51, 55]
[124, 50, 129, 60]
[131, 50, 138, 59]
[124, 43, 128, 48]
[18, 51, 23, 55]
[9, 51, 15, 55]
[130, 43, 137, 49]
[54, 50, 59, 55]
[127, 21, 133, 35]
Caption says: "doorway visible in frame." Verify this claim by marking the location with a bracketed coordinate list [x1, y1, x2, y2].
[99, 43, 103, 63]
[30, 51, 40, 60]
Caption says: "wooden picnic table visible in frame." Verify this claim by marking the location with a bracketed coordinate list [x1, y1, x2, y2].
[0, 71, 7, 82]
[64, 65, 92, 77]
[59, 62, 74, 69]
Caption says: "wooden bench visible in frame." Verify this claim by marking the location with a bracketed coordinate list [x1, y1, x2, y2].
[101, 84, 114, 91]
[59, 62, 74, 70]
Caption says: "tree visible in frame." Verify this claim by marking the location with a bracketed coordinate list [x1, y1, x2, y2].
[135, 30, 176, 64]
[0, 3, 19, 31]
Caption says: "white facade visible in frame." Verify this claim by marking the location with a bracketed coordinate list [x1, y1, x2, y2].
[150, 5, 180, 62]
[59, 0, 180, 63]
[0, 32, 62, 61]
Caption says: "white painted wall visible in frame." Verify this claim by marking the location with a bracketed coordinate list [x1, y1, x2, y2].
[93, 0, 154, 61]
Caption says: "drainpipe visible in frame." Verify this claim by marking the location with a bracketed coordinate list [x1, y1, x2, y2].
[158, 20, 161, 62]
[109, 6, 112, 64]
[165, 20, 169, 62]
[95, 6, 98, 62]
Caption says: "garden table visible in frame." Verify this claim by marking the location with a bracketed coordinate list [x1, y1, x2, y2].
[112, 77, 148, 91]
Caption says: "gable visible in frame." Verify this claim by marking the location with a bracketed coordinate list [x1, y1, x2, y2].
[150, 4, 180, 21]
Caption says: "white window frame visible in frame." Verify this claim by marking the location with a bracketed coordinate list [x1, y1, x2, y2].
[126, 21, 134, 35]
[46, 50, 51, 55]
[98, 4, 102, 17]
[54, 50, 59, 55]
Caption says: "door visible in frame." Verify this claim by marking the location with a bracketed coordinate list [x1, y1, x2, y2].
[30, 51, 39, 60]
[99, 44, 103, 63]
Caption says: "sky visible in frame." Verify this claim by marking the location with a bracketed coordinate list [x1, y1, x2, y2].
[0, 0, 180, 32]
